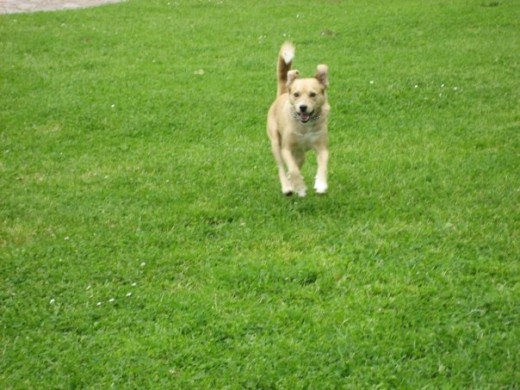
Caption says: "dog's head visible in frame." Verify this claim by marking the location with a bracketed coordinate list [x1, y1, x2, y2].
[287, 64, 329, 123]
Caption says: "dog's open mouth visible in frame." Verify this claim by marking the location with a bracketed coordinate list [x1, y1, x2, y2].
[298, 111, 313, 123]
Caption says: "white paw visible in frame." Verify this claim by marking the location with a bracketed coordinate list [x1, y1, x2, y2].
[314, 180, 328, 194]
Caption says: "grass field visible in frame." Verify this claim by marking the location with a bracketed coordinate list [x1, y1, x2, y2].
[1, 0, 519, 387]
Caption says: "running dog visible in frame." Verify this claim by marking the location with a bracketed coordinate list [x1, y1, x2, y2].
[267, 42, 330, 197]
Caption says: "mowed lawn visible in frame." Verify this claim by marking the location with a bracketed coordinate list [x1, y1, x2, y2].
[1, 0, 518, 387]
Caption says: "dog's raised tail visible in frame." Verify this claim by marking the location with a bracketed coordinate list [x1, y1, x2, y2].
[276, 42, 295, 96]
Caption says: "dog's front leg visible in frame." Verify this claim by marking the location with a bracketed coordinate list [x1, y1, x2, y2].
[314, 147, 329, 194]
[282, 148, 306, 197]
[270, 141, 294, 195]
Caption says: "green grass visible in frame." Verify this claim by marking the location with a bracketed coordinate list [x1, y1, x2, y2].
[1, 0, 519, 387]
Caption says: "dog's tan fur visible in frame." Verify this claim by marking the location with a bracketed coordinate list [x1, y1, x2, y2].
[267, 42, 330, 197]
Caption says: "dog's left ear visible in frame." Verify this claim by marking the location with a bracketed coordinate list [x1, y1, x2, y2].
[314, 64, 329, 88]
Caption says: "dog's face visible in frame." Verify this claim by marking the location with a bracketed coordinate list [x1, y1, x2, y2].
[287, 65, 329, 123]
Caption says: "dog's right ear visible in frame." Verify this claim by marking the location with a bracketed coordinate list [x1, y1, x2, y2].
[287, 69, 300, 87]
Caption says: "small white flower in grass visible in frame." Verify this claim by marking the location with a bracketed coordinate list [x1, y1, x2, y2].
[193, 69, 204, 76]
[111, 104, 115, 109]
[126, 292, 132, 297]
[97, 301, 102, 306]
[109, 298, 115, 303]
[140, 262, 146, 267]
[131, 282, 137, 287]
[50, 299, 56, 305]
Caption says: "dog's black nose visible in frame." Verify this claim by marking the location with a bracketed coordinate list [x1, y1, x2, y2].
[299, 105, 308, 113]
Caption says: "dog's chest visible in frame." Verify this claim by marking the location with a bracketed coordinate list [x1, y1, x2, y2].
[294, 126, 323, 150]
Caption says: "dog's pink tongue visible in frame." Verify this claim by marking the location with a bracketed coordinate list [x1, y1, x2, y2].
[301, 113, 310, 122]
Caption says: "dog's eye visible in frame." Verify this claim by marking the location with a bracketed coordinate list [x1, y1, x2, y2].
[293, 92, 301, 98]
[309, 92, 317, 98]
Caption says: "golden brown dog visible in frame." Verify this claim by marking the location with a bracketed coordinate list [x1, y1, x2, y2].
[267, 42, 330, 197]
